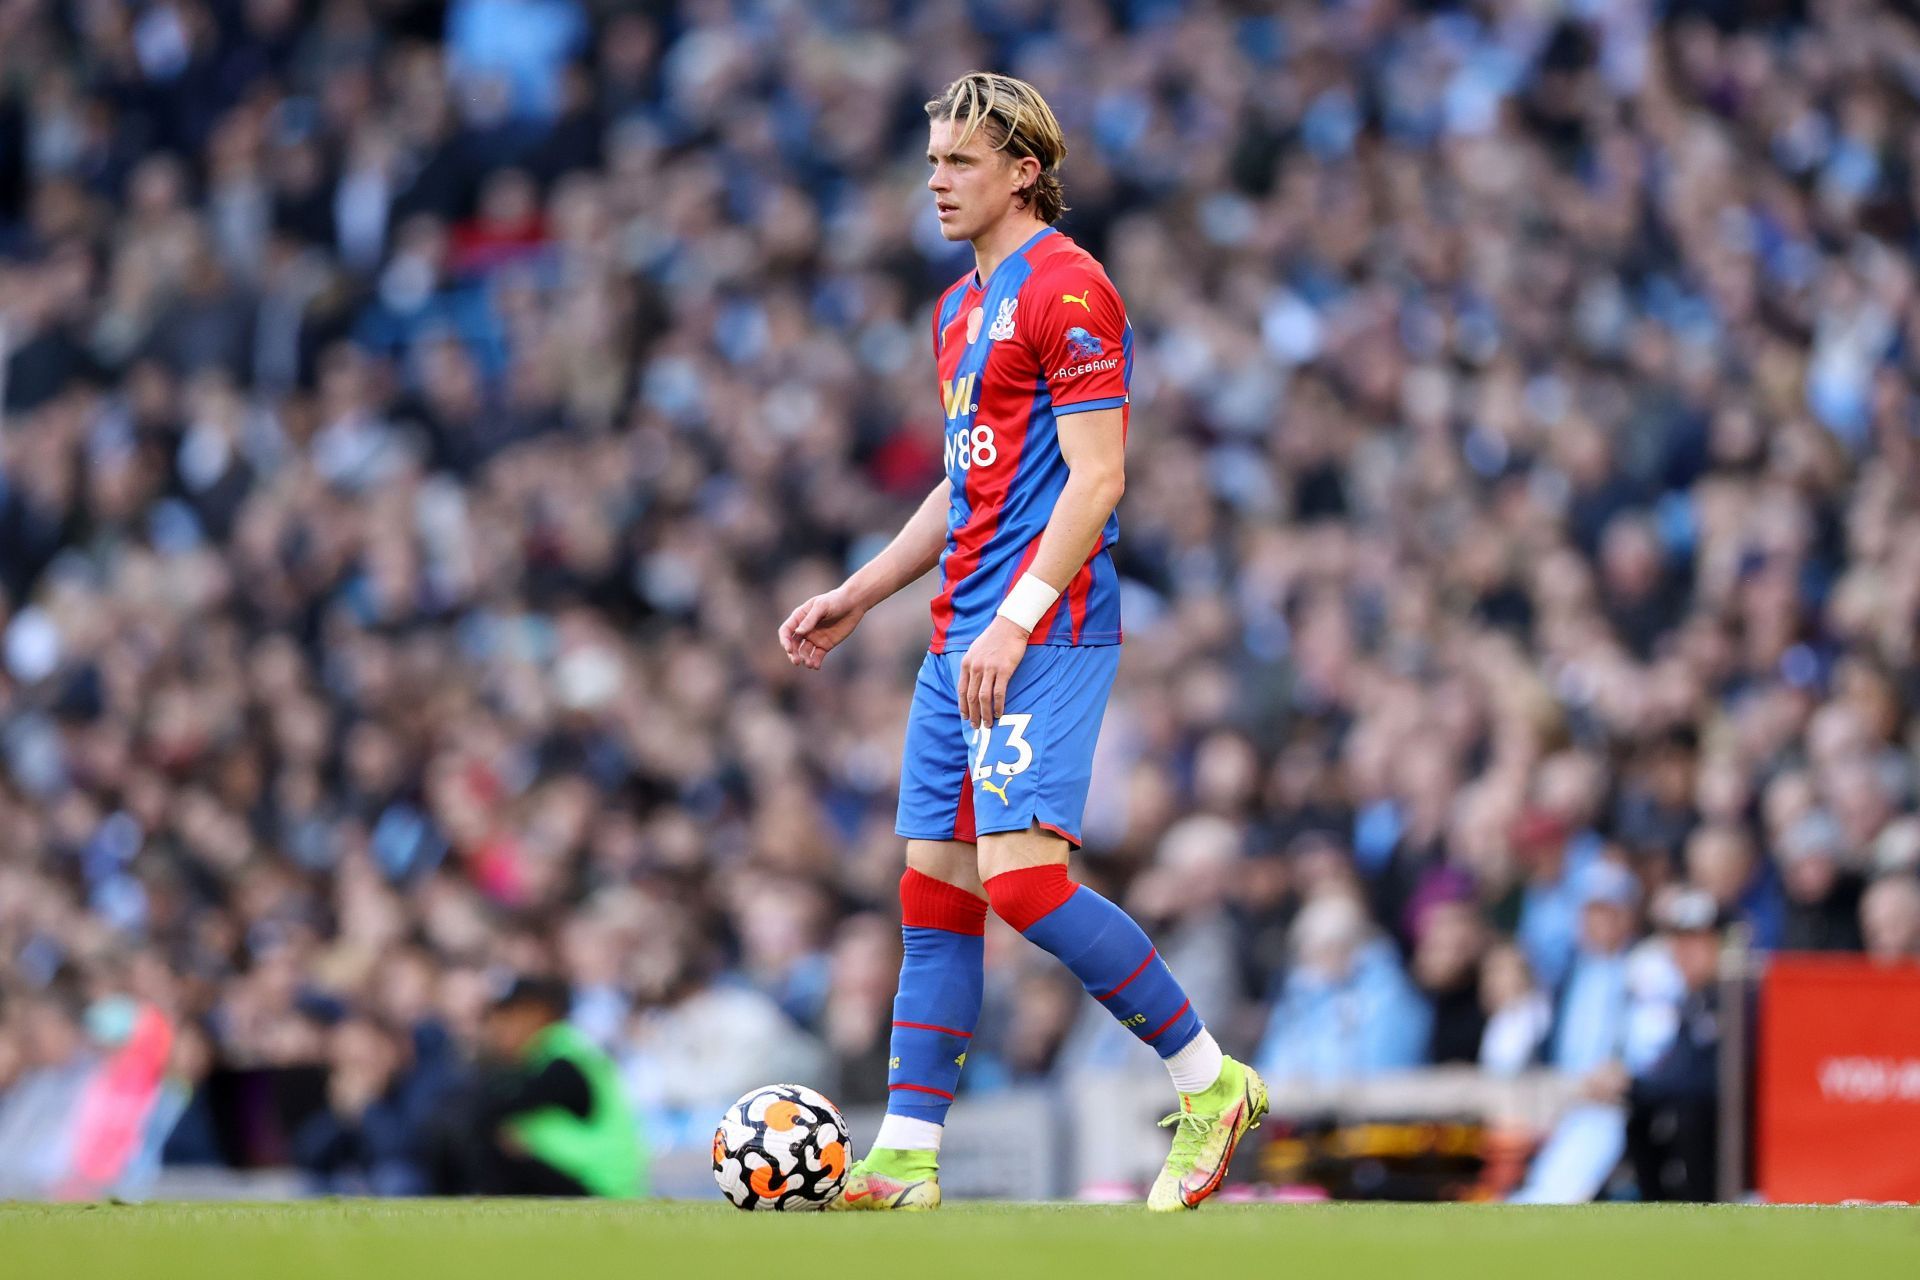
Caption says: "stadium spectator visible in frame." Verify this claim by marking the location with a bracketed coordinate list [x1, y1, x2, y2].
[1254, 894, 1429, 1085]
[1513, 810, 1599, 996]
[1509, 860, 1641, 1203]
[1860, 876, 1920, 965]
[1623, 889, 1725, 1203]
[292, 1013, 427, 1195]
[1685, 825, 1786, 951]
[431, 976, 643, 1198]
[1478, 944, 1551, 1077]
[1411, 897, 1489, 1066]
[0, 992, 95, 1197]
[1775, 812, 1865, 952]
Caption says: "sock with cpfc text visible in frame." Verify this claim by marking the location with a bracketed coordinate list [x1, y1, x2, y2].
[984, 864, 1213, 1089]
[877, 868, 988, 1155]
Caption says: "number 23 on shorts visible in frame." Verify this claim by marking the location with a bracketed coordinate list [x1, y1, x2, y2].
[968, 713, 1035, 783]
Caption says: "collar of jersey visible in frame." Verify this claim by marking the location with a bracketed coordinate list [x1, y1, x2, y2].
[971, 226, 1057, 291]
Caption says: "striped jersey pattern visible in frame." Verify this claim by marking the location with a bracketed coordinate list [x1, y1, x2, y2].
[926, 227, 1132, 654]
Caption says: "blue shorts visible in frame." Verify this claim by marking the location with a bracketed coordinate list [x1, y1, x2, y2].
[894, 645, 1120, 847]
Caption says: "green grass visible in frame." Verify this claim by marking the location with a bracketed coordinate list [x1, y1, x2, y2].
[2, 1200, 1915, 1280]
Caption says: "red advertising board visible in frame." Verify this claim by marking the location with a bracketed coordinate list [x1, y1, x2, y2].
[1758, 955, 1920, 1203]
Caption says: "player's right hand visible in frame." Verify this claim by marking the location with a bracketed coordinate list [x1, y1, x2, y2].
[779, 587, 866, 670]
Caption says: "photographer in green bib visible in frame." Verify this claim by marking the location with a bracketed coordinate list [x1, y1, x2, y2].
[472, 976, 645, 1198]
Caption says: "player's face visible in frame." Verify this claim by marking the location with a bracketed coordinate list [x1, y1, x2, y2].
[926, 117, 1025, 242]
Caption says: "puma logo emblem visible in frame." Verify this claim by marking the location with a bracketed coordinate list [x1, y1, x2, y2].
[980, 777, 1011, 806]
[1062, 290, 1091, 311]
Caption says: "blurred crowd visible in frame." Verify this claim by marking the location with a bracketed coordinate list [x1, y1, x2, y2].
[5, 0, 1920, 1202]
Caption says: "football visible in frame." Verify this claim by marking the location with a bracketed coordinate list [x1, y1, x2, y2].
[712, 1083, 852, 1211]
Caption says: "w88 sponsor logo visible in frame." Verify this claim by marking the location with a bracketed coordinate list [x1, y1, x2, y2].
[945, 424, 998, 471]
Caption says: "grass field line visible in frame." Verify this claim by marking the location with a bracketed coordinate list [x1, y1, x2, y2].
[1, 1200, 1915, 1280]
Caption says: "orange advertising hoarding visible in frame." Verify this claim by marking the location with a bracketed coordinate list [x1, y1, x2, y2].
[1758, 955, 1920, 1203]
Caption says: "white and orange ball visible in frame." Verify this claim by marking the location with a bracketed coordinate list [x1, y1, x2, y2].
[712, 1083, 851, 1210]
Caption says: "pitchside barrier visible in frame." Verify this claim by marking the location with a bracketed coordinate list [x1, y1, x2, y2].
[1755, 954, 1920, 1204]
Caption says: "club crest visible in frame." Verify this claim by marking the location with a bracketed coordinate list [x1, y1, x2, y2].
[987, 297, 1018, 342]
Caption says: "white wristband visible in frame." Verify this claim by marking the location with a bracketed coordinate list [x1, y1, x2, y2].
[996, 572, 1060, 634]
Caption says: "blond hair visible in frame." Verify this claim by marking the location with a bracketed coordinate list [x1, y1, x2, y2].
[924, 72, 1068, 224]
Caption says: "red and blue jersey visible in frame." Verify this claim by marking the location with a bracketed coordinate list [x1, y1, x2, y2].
[926, 227, 1131, 654]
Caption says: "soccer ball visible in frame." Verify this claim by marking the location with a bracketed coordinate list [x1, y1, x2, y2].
[712, 1083, 851, 1211]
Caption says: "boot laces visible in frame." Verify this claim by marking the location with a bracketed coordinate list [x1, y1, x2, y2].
[1157, 1108, 1216, 1170]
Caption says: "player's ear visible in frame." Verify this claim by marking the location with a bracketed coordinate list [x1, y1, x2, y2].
[1011, 154, 1041, 197]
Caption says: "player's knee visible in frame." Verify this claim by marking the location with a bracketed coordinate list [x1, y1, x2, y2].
[982, 862, 1077, 933]
[975, 824, 1071, 882]
[899, 865, 988, 934]
[905, 838, 984, 897]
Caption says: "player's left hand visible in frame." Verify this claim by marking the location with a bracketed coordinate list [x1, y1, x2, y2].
[959, 616, 1030, 729]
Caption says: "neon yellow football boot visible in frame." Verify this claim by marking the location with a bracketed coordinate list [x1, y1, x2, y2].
[829, 1148, 941, 1211]
[1147, 1056, 1268, 1211]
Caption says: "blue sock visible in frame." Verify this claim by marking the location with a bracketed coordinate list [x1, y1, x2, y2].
[885, 869, 988, 1123]
[987, 864, 1203, 1056]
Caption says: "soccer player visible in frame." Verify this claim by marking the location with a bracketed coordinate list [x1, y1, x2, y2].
[777, 72, 1266, 1211]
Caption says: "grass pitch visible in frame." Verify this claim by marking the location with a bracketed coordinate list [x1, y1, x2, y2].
[2, 1200, 1914, 1280]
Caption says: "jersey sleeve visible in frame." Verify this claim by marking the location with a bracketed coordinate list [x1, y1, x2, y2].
[1028, 265, 1129, 415]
